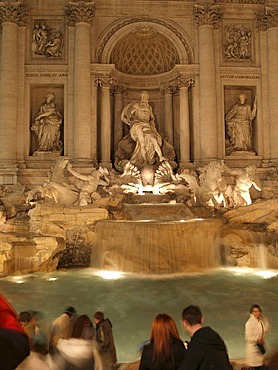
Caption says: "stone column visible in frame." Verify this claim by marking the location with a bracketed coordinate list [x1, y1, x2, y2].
[0, 2, 28, 183]
[98, 77, 112, 168]
[66, 2, 95, 164]
[257, 8, 278, 163]
[160, 85, 176, 146]
[195, 5, 222, 161]
[178, 77, 193, 167]
[91, 76, 98, 165]
[111, 84, 126, 153]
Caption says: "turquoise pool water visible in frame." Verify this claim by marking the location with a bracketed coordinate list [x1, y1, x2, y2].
[1, 267, 278, 362]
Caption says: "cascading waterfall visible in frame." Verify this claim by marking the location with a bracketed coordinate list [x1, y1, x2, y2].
[257, 243, 268, 269]
[91, 218, 224, 274]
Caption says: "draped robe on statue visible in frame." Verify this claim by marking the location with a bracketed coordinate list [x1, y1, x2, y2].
[120, 101, 163, 169]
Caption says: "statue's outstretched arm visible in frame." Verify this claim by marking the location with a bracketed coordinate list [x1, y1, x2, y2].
[67, 163, 88, 181]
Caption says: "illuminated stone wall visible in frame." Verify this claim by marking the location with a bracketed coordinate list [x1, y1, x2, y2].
[0, 0, 277, 186]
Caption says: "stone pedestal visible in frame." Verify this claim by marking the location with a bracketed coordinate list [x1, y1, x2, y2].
[224, 151, 262, 168]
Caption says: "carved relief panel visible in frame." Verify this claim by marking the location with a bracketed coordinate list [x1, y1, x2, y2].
[30, 18, 64, 60]
[222, 21, 254, 63]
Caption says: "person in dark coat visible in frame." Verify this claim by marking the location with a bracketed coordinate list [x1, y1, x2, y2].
[178, 305, 233, 370]
[0, 294, 30, 370]
[93, 311, 117, 370]
[139, 313, 186, 370]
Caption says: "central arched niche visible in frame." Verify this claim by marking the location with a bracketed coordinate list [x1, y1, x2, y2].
[97, 18, 193, 66]
[110, 26, 180, 75]
[96, 18, 194, 165]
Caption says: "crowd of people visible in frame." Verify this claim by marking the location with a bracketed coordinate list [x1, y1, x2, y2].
[0, 294, 277, 370]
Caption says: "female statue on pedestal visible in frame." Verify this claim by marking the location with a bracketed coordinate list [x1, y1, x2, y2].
[226, 93, 257, 153]
[31, 92, 63, 152]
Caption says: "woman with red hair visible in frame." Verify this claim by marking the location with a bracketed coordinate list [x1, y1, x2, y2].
[139, 314, 186, 370]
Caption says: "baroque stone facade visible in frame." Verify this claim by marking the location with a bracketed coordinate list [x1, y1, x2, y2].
[0, 0, 277, 186]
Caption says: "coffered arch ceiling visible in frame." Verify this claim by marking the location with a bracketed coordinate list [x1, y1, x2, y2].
[110, 26, 180, 75]
[96, 17, 193, 75]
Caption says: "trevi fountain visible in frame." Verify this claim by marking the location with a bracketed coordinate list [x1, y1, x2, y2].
[1, 0, 278, 367]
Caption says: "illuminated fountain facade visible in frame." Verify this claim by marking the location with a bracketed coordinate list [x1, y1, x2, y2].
[0, 0, 278, 276]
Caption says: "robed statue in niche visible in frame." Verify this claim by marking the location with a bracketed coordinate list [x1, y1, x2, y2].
[115, 91, 177, 172]
[225, 93, 257, 154]
[31, 92, 63, 153]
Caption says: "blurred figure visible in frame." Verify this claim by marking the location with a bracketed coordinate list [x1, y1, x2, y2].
[49, 306, 77, 354]
[19, 311, 32, 335]
[245, 304, 270, 370]
[0, 294, 30, 370]
[19, 310, 40, 342]
[73, 314, 94, 340]
[54, 314, 103, 370]
[93, 311, 117, 370]
[179, 305, 233, 370]
[139, 313, 186, 370]
[29, 310, 41, 335]
[16, 333, 50, 370]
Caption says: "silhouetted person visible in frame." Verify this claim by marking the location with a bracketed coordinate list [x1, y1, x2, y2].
[178, 305, 233, 370]
[93, 311, 117, 370]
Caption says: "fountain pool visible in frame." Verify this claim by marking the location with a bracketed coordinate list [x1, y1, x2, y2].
[1, 267, 278, 363]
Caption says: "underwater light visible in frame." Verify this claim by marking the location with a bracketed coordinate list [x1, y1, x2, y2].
[11, 276, 25, 284]
[254, 270, 278, 279]
[95, 270, 124, 280]
[15, 280, 24, 284]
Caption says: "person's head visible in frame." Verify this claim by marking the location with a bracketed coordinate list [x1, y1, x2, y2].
[64, 306, 77, 319]
[239, 94, 247, 104]
[150, 314, 181, 365]
[182, 305, 203, 335]
[18, 311, 32, 325]
[250, 304, 262, 319]
[73, 314, 93, 338]
[93, 311, 104, 324]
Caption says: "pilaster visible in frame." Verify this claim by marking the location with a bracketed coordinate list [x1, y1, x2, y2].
[257, 7, 278, 161]
[97, 76, 113, 169]
[66, 1, 95, 164]
[195, 4, 223, 160]
[160, 84, 176, 146]
[0, 1, 28, 183]
[111, 84, 126, 153]
[178, 77, 194, 167]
